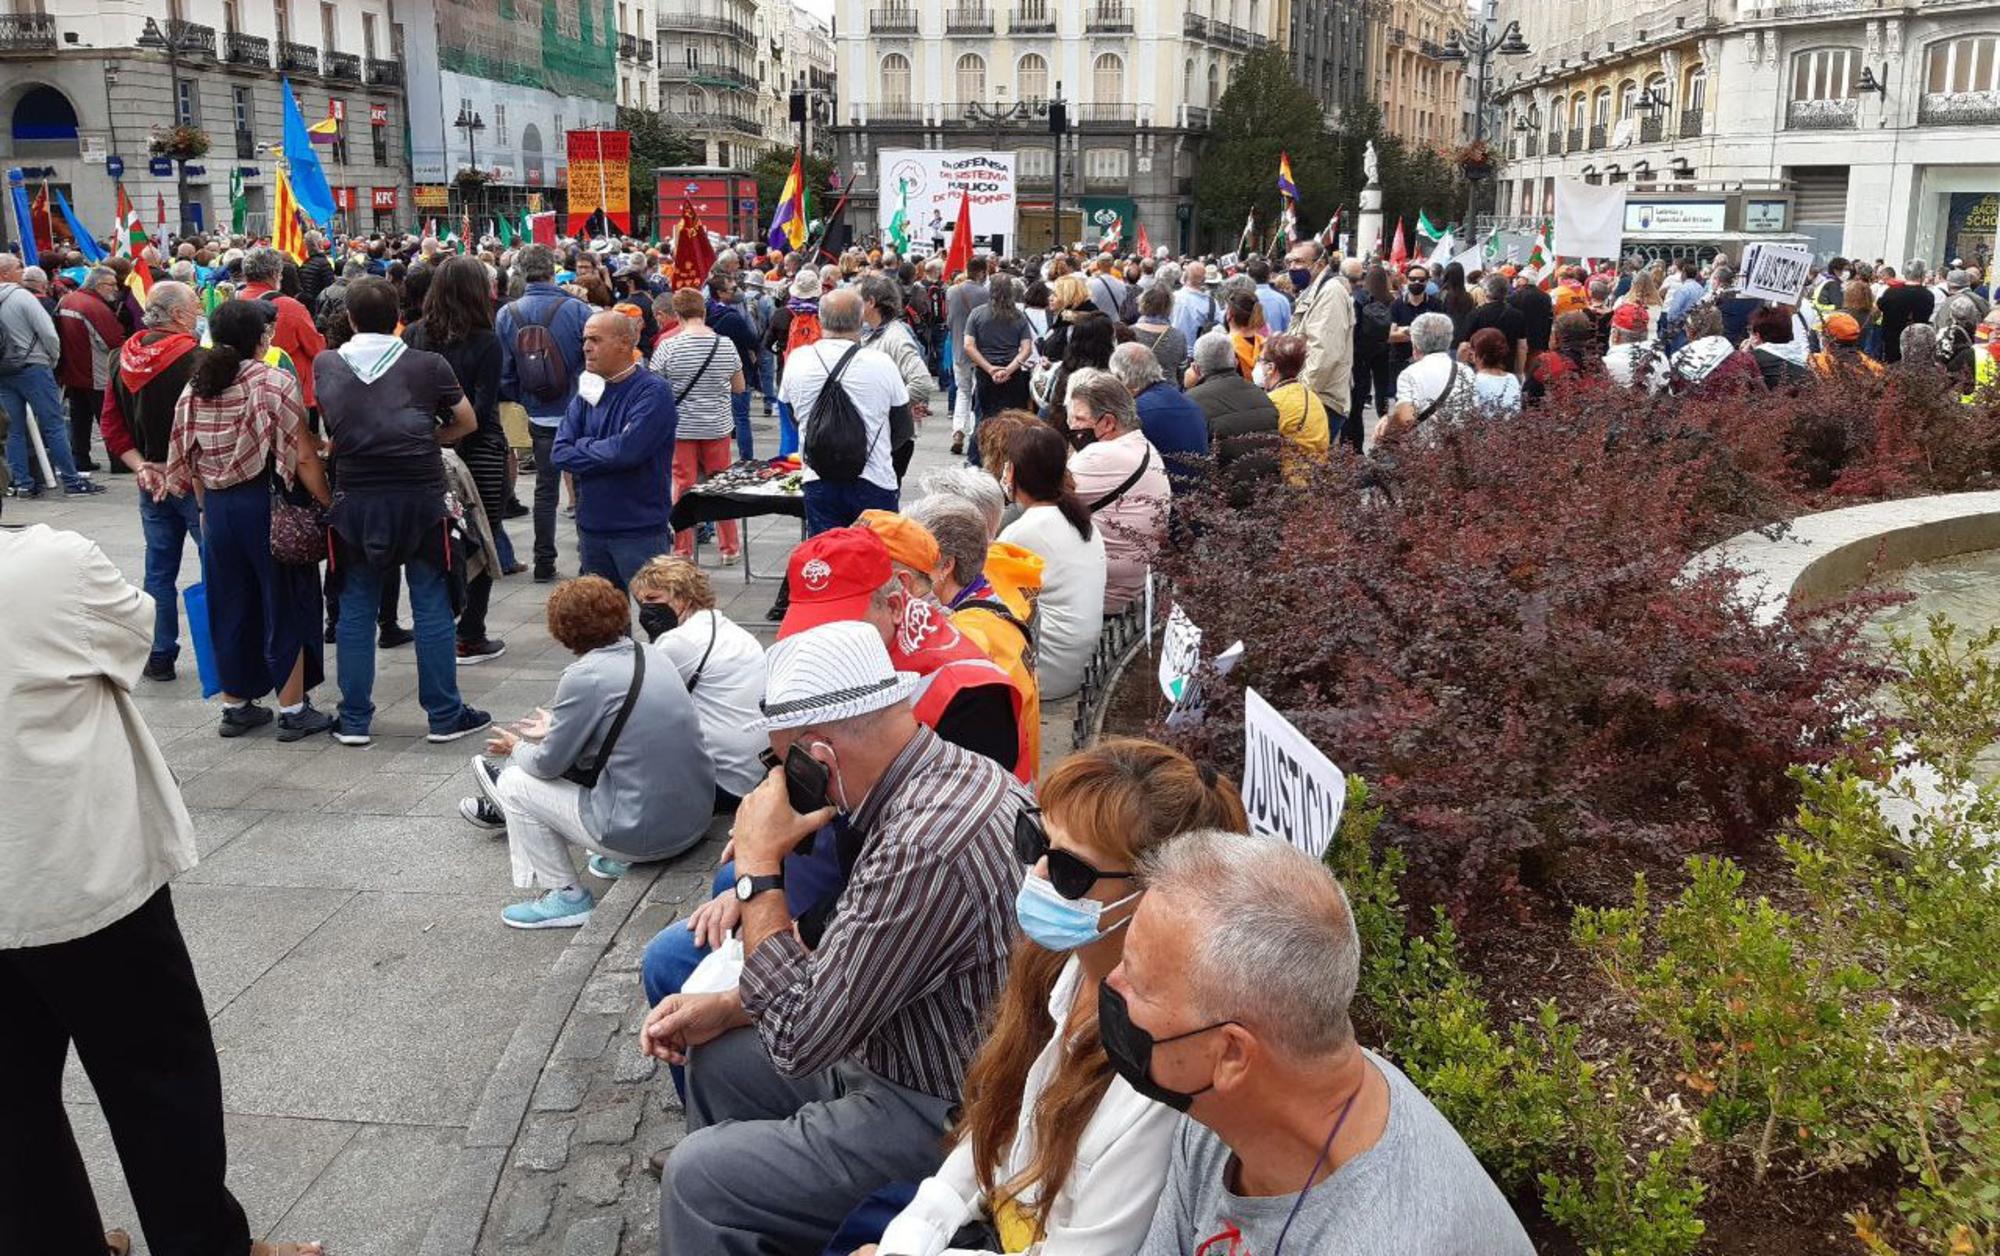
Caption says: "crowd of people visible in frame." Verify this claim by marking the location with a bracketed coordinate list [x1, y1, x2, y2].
[7, 210, 2000, 1256]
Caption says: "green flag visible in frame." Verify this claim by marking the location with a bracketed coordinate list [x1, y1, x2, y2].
[229, 167, 246, 234]
[1415, 209, 1442, 242]
[499, 214, 514, 246]
[885, 176, 911, 253]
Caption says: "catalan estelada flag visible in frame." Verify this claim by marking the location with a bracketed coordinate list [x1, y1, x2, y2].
[273, 167, 306, 261]
[766, 152, 807, 252]
[1276, 153, 1299, 204]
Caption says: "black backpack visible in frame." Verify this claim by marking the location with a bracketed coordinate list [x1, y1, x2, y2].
[1356, 299, 1393, 360]
[512, 298, 572, 406]
[802, 343, 873, 481]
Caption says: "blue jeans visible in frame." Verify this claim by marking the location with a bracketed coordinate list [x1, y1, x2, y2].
[776, 400, 799, 459]
[577, 527, 671, 593]
[0, 365, 85, 488]
[139, 492, 204, 662]
[803, 478, 898, 537]
[335, 557, 466, 736]
[731, 390, 754, 461]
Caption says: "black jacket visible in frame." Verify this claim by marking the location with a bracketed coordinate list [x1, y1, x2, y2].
[299, 251, 334, 308]
[1190, 372, 1280, 506]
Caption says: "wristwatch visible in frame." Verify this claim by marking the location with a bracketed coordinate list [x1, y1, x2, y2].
[735, 872, 785, 903]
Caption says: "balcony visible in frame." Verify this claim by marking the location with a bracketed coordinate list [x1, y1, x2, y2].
[659, 13, 753, 42]
[279, 40, 319, 74]
[1088, 3, 1132, 32]
[1919, 90, 2000, 126]
[0, 14, 58, 51]
[1076, 102, 1132, 126]
[869, 102, 926, 124]
[1386, 26, 1406, 46]
[945, 7, 992, 34]
[619, 32, 638, 59]
[1181, 104, 1210, 129]
[1786, 97, 1857, 130]
[1567, 126, 1583, 150]
[1639, 114, 1664, 143]
[235, 129, 258, 159]
[140, 18, 216, 58]
[664, 63, 757, 91]
[1679, 107, 1703, 137]
[1589, 122, 1607, 149]
[223, 30, 269, 68]
[870, 8, 919, 34]
[324, 49, 360, 81]
[640, 39, 654, 64]
[1010, 6, 1055, 33]
[367, 56, 402, 86]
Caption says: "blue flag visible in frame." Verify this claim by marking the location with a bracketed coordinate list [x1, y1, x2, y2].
[280, 77, 336, 227]
[54, 187, 106, 262]
[5, 168, 37, 268]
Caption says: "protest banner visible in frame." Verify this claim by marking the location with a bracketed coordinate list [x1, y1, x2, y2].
[1241, 688, 1346, 859]
[1739, 240, 1816, 304]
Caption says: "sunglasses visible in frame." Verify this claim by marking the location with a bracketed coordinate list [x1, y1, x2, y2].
[1013, 806, 1134, 901]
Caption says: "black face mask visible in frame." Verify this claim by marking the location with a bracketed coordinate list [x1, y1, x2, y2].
[1065, 425, 1098, 451]
[1098, 979, 1232, 1112]
[637, 601, 679, 641]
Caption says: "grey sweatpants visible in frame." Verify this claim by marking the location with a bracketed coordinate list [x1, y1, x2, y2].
[658, 1027, 955, 1255]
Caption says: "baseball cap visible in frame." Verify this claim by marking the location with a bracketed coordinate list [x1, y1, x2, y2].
[778, 527, 893, 639]
[857, 510, 940, 575]
[1611, 303, 1649, 332]
[1824, 312, 1862, 343]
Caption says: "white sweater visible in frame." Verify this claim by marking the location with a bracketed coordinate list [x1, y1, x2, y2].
[875, 957, 1181, 1256]
[999, 505, 1106, 701]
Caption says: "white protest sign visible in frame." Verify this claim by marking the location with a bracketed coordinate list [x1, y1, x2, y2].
[1159, 604, 1201, 702]
[1241, 687, 1346, 859]
[1554, 178, 1628, 261]
[1738, 241, 1815, 305]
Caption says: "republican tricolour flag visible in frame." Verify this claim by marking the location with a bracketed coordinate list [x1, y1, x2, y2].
[767, 152, 808, 252]
[1276, 153, 1299, 205]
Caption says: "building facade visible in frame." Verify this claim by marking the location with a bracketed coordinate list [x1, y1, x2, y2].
[1284, 0, 1373, 126]
[0, 0, 407, 241]
[1371, 0, 1469, 150]
[828, 0, 1279, 254]
[657, 0, 766, 168]
[404, 0, 619, 223]
[1493, 0, 2000, 267]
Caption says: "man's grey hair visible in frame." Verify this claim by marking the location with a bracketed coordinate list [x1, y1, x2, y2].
[1292, 240, 1323, 265]
[1482, 273, 1509, 300]
[1588, 275, 1615, 301]
[86, 266, 117, 291]
[856, 272, 902, 319]
[914, 465, 1006, 540]
[1065, 367, 1139, 433]
[1190, 330, 1237, 376]
[0, 252, 22, 277]
[1409, 311, 1454, 356]
[1901, 322, 1939, 363]
[1155, 261, 1182, 293]
[1905, 259, 1928, 284]
[1686, 304, 1725, 340]
[1341, 257, 1366, 282]
[143, 280, 199, 328]
[819, 287, 864, 336]
[1947, 268, 1972, 290]
[21, 265, 48, 288]
[1109, 340, 1165, 393]
[242, 246, 285, 284]
[585, 308, 638, 345]
[307, 230, 327, 251]
[169, 259, 197, 284]
[1219, 273, 1256, 304]
[514, 243, 557, 283]
[1949, 294, 1983, 328]
[341, 257, 368, 279]
[903, 495, 990, 588]
[1140, 829, 1361, 1059]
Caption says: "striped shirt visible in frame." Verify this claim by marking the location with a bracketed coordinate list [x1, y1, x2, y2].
[164, 359, 307, 493]
[739, 725, 1031, 1100]
[649, 328, 741, 442]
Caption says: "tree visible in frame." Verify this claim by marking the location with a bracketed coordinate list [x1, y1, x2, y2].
[751, 146, 838, 245]
[617, 106, 699, 238]
[1192, 48, 1348, 250]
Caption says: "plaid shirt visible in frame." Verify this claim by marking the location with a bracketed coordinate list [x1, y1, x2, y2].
[165, 359, 307, 493]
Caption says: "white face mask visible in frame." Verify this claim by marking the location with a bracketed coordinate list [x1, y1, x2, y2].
[576, 371, 606, 405]
[1251, 361, 1273, 389]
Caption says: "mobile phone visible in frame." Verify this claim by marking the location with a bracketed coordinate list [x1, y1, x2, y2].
[782, 744, 832, 817]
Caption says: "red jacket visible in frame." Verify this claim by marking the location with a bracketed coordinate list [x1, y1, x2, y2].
[54, 289, 127, 391]
[241, 281, 326, 407]
[892, 597, 1031, 783]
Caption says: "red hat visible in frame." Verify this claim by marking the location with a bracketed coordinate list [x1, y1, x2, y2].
[778, 527, 893, 639]
[1611, 303, 1650, 333]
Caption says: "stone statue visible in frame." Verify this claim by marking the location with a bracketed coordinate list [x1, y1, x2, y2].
[1363, 141, 1380, 187]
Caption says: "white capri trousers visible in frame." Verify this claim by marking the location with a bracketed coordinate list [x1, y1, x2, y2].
[495, 764, 624, 890]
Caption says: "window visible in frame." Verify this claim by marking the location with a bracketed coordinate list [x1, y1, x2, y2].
[1685, 66, 1707, 110]
[495, 103, 507, 145]
[1926, 36, 2000, 93]
[372, 119, 388, 165]
[274, 0, 289, 44]
[177, 80, 199, 128]
[639, 79, 648, 109]
[1018, 53, 1048, 102]
[956, 53, 986, 103]
[233, 86, 251, 134]
[1592, 88, 1611, 127]
[1618, 78, 1637, 119]
[686, 45, 697, 69]
[1792, 48, 1859, 101]
[619, 2, 627, 33]
[223, 1, 239, 35]
[1570, 91, 1586, 126]
[882, 53, 911, 105]
[363, 13, 376, 60]
[1184, 58, 1194, 103]
[1084, 147, 1129, 183]
[621, 76, 630, 105]
[1644, 72, 1669, 108]
[320, 2, 336, 50]
[1017, 145, 1053, 182]
[392, 21, 404, 59]
[1207, 62, 1220, 105]
[1093, 52, 1124, 104]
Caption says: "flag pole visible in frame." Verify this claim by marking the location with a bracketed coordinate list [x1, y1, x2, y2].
[597, 130, 612, 237]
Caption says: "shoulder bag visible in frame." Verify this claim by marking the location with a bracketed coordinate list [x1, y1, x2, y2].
[562, 644, 646, 789]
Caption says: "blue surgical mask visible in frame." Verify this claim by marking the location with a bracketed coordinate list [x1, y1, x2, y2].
[1015, 870, 1140, 952]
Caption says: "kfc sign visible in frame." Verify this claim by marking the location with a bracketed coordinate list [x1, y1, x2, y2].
[369, 103, 388, 127]
[328, 99, 346, 122]
[371, 187, 397, 211]
[331, 186, 354, 211]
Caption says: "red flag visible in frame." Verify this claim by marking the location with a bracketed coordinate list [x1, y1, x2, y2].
[1389, 219, 1408, 268]
[1135, 221, 1150, 258]
[156, 193, 166, 238]
[28, 185, 54, 255]
[940, 190, 974, 282]
[670, 200, 716, 290]
[529, 212, 557, 246]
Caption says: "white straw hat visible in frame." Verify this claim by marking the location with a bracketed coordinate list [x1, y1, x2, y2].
[755, 621, 922, 731]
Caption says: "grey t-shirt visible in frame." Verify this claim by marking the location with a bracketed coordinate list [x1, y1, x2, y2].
[965, 304, 1033, 371]
[1137, 1051, 1533, 1256]
[946, 279, 990, 339]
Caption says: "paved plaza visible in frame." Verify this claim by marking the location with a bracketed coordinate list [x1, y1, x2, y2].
[13, 411, 1065, 1255]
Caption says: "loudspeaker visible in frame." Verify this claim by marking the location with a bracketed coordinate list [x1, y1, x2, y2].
[790, 93, 808, 123]
[1048, 101, 1067, 134]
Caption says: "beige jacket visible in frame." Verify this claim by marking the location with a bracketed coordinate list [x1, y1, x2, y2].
[1293, 267, 1356, 419]
[0, 526, 196, 948]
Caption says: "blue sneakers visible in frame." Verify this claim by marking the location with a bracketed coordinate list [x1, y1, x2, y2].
[586, 854, 631, 880]
[428, 706, 494, 744]
[502, 887, 595, 930]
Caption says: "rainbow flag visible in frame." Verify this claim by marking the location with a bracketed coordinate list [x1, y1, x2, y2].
[766, 152, 807, 252]
[1276, 153, 1298, 204]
